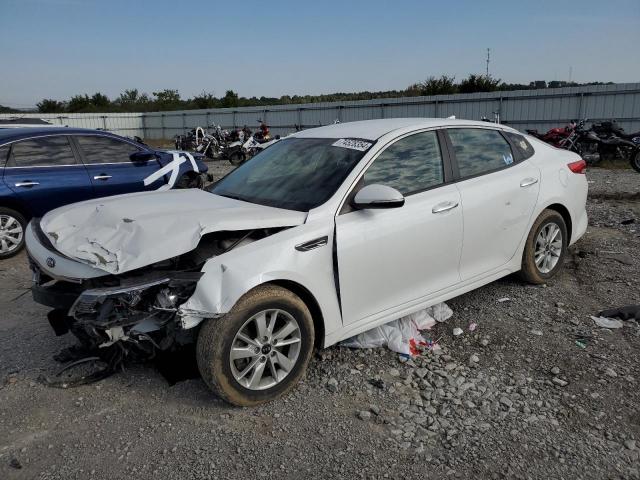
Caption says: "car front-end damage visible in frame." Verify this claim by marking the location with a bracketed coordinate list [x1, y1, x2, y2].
[26, 190, 309, 370]
[30, 226, 285, 358]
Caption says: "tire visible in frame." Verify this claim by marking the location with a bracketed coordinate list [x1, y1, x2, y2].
[175, 173, 202, 189]
[519, 209, 568, 284]
[631, 149, 640, 173]
[0, 207, 26, 259]
[197, 284, 315, 406]
[228, 151, 245, 166]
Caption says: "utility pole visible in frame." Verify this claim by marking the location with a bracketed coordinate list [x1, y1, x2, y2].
[486, 48, 491, 77]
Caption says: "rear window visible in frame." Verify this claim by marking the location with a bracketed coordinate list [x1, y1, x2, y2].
[9, 136, 77, 167]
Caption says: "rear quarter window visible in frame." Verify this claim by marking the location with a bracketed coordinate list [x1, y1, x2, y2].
[504, 132, 535, 160]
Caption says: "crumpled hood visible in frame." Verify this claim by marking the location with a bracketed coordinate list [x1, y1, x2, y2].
[41, 189, 307, 275]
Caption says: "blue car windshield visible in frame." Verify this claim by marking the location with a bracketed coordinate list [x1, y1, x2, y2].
[209, 138, 371, 211]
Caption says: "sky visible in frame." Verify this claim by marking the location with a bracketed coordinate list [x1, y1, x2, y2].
[1, 0, 639, 108]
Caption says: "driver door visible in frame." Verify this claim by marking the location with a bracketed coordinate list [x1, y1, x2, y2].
[335, 130, 463, 326]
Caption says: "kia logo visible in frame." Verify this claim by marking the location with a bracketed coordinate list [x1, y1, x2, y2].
[46, 257, 56, 268]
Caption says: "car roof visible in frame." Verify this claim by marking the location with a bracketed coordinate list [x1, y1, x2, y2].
[0, 127, 118, 144]
[291, 118, 516, 140]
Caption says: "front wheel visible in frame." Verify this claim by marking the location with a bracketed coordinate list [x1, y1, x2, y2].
[197, 285, 315, 406]
[228, 151, 245, 166]
[520, 209, 568, 284]
[631, 149, 640, 173]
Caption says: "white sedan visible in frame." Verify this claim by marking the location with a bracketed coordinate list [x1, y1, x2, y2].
[26, 118, 588, 405]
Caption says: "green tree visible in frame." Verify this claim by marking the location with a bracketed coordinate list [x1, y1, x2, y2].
[407, 75, 457, 96]
[220, 90, 239, 108]
[152, 89, 181, 110]
[191, 91, 217, 109]
[37, 99, 65, 113]
[90, 92, 110, 109]
[458, 74, 502, 94]
[67, 94, 93, 112]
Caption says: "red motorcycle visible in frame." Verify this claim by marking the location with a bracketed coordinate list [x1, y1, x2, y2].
[526, 121, 576, 147]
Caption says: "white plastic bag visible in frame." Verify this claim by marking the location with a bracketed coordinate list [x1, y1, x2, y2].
[340, 303, 453, 356]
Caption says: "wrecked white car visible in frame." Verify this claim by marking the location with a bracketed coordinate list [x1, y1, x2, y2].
[26, 118, 588, 405]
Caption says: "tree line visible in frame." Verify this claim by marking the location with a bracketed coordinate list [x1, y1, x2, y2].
[1, 75, 614, 114]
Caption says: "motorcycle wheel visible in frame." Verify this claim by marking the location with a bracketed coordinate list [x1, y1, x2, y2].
[631, 150, 640, 173]
[228, 151, 245, 166]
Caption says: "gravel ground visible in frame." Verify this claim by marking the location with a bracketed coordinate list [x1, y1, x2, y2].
[0, 166, 638, 480]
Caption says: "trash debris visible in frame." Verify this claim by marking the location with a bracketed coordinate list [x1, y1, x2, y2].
[468, 322, 478, 332]
[575, 340, 587, 349]
[339, 303, 453, 356]
[591, 316, 624, 329]
[9, 457, 22, 469]
[452, 327, 464, 336]
[620, 218, 635, 225]
[497, 297, 511, 303]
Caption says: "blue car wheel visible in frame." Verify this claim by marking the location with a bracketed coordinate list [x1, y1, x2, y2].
[0, 207, 26, 258]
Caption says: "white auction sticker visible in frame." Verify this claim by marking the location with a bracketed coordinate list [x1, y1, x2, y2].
[332, 138, 372, 151]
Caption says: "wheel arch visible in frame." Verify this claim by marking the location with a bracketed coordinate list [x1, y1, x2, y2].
[544, 203, 573, 242]
[264, 279, 325, 349]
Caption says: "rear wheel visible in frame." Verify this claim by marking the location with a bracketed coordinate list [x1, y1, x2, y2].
[520, 209, 568, 284]
[0, 208, 26, 259]
[197, 285, 315, 406]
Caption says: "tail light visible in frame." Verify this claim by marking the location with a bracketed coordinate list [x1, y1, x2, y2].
[568, 159, 587, 174]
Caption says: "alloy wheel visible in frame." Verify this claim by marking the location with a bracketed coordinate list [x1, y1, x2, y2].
[0, 215, 24, 255]
[534, 222, 562, 274]
[229, 309, 301, 390]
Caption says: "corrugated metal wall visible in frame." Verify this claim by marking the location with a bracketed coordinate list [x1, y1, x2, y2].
[2, 83, 639, 140]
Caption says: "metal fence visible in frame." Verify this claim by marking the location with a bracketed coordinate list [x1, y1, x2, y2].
[2, 83, 639, 140]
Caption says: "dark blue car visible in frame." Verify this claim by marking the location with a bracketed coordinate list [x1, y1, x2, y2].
[0, 127, 209, 258]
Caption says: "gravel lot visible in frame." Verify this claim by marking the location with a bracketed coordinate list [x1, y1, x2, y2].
[1, 166, 638, 480]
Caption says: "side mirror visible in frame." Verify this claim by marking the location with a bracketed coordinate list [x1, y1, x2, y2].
[130, 151, 157, 162]
[352, 184, 405, 210]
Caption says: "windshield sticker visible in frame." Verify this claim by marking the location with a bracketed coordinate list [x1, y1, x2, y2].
[503, 153, 514, 165]
[332, 138, 372, 151]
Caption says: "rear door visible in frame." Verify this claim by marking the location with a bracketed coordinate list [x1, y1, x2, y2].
[72, 134, 165, 197]
[444, 127, 540, 280]
[3, 135, 94, 217]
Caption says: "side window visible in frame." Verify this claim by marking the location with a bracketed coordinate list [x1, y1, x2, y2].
[447, 128, 514, 178]
[363, 131, 444, 195]
[76, 135, 141, 164]
[10, 136, 77, 167]
[504, 132, 535, 160]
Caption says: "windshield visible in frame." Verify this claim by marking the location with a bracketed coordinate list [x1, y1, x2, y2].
[209, 137, 371, 211]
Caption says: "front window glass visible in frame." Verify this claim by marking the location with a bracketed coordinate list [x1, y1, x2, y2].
[209, 138, 370, 211]
[448, 128, 514, 178]
[76, 135, 141, 164]
[363, 131, 444, 195]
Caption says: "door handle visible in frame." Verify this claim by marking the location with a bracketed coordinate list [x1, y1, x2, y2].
[14, 181, 39, 188]
[520, 177, 539, 187]
[432, 201, 459, 214]
[93, 175, 112, 181]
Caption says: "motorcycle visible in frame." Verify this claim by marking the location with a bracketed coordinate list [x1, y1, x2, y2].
[526, 121, 576, 147]
[560, 120, 640, 172]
